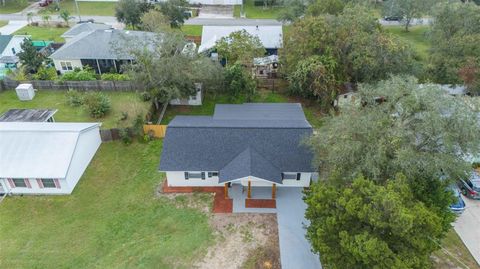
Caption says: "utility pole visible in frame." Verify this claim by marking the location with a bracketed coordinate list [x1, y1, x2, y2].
[74, 0, 82, 22]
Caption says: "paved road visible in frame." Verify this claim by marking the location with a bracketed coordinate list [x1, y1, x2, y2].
[0, 20, 28, 35]
[276, 187, 322, 269]
[453, 198, 480, 266]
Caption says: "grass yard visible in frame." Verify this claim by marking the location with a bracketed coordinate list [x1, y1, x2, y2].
[0, 90, 150, 128]
[432, 229, 479, 269]
[38, 0, 117, 16]
[161, 90, 324, 128]
[233, 0, 285, 19]
[14, 25, 69, 42]
[0, 140, 214, 268]
[181, 25, 203, 37]
[0, 0, 33, 14]
[0, 20, 8, 28]
[384, 25, 431, 62]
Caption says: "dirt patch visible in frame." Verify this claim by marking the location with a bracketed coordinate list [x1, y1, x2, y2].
[194, 213, 280, 269]
[155, 183, 214, 213]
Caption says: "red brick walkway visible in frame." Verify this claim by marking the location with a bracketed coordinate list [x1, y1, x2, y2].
[162, 180, 233, 213]
[245, 198, 276, 208]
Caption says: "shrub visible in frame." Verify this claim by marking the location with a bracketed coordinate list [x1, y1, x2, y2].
[61, 67, 97, 81]
[101, 73, 130, 81]
[65, 89, 84, 107]
[140, 91, 151, 102]
[119, 128, 132, 145]
[83, 92, 111, 118]
[33, 66, 57, 80]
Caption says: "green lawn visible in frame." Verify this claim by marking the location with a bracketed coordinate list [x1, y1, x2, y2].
[384, 25, 431, 61]
[0, 90, 150, 128]
[0, 20, 8, 28]
[14, 25, 69, 42]
[162, 90, 324, 128]
[0, 140, 214, 268]
[181, 25, 203, 37]
[39, 0, 117, 16]
[233, 0, 285, 19]
[0, 0, 33, 14]
[432, 229, 479, 269]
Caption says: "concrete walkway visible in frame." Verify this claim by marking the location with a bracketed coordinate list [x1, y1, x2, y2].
[0, 20, 28, 35]
[453, 198, 480, 266]
[198, 5, 234, 19]
[230, 184, 276, 213]
[276, 187, 322, 269]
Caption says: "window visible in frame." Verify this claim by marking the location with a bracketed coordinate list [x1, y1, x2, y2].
[208, 172, 219, 178]
[282, 173, 301, 181]
[60, 61, 73, 71]
[11, 47, 16, 54]
[185, 172, 205, 179]
[13, 178, 27, 188]
[41, 179, 56, 188]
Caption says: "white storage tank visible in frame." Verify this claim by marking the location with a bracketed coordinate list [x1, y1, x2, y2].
[15, 84, 35, 101]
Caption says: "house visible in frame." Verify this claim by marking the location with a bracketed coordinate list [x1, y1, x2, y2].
[0, 34, 29, 68]
[0, 122, 101, 195]
[0, 109, 57, 122]
[253, 54, 279, 79]
[198, 25, 283, 55]
[49, 29, 156, 74]
[159, 103, 315, 199]
[61, 22, 112, 43]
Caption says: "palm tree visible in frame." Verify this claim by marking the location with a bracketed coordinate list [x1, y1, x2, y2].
[27, 12, 34, 25]
[42, 14, 51, 26]
[58, 10, 71, 27]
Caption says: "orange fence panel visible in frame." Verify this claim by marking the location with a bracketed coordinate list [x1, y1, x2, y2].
[144, 125, 167, 138]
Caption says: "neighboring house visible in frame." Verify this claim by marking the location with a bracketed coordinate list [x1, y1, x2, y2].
[0, 109, 57, 122]
[0, 122, 101, 195]
[198, 25, 283, 55]
[61, 22, 111, 43]
[0, 34, 29, 68]
[159, 103, 315, 198]
[49, 29, 156, 74]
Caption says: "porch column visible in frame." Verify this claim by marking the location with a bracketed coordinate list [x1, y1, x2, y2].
[247, 180, 251, 199]
[272, 183, 276, 199]
[224, 183, 228, 199]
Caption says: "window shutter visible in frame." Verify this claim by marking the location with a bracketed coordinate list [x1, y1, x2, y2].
[296, 173, 301, 181]
[24, 179, 32, 188]
[54, 179, 61, 189]
[201, 172, 205, 180]
[281, 173, 285, 180]
[184, 172, 189, 180]
[7, 178, 15, 188]
[37, 179, 44, 188]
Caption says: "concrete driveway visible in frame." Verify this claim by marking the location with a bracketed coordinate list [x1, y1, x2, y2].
[0, 20, 28, 35]
[453, 198, 480, 266]
[276, 187, 322, 269]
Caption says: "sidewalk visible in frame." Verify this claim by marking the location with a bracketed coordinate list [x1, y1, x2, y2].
[0, 20, 28, 35]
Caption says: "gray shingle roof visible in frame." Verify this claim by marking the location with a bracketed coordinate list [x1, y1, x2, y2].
[50, 29, 157, 60]
[159, 103, 314, 184]
[61, 22, 111, 38]
[0, 35, 13, 55]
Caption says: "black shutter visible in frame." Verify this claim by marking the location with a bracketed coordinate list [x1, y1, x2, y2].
[201, 172, 205, 180]
[184, 172, 189, 180]
[296, 173, 301, 181]
[281, 173, 285, 180]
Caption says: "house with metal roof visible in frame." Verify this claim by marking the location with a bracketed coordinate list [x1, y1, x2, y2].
[0, 109, 57, 122]
[49, 29, 156, 74]
[0, 122, 101, 195]
[0, 34, 29, 68]
[159, 103, 315, 199]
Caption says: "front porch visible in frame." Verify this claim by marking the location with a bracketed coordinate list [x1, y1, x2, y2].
[228, 183, 277, 213]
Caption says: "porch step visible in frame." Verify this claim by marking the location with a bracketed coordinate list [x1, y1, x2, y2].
[245, 198, 276, 209]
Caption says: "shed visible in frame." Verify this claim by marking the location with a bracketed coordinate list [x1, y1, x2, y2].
[15, 83, 35, 101]
[0, 122, 102, 195]
[0, 109, 57, 122]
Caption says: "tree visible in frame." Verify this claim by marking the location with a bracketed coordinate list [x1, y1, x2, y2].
[17, 39, 45, 74]
[59, 10, 71, 26]
[428, 2, 480, 84]
[140, 9, 170, 32]
[215, 30, 266, 66]
[277, 0, 307, 22]
[121, 32, 224, 109]
[459, 58, 480, 95]
[159, 0, 189, 28]
[115, 0, 153, 29]
[305, 175, 446, 269]
[307, 0, 345, 16]
[224, 63, 256, 100]
[41, 14, 51, 26]
[26, 12, 34, 25]
[383, 0, 434, 32]
[288, 54, 338, 109]
[307, 75, 480, 230]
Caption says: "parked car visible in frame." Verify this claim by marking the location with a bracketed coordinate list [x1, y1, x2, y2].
[449, 185, 466, 214]
[384, 16, 403, 21]
[39, 0, 53, 7]
[457, 171, 480, 199]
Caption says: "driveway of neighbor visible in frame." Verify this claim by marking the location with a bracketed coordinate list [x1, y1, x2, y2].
[0, 20, 28, 35]
[276, 187, 322, 269]
[453, 198, 480, 266]
[198, 5, 234, 19]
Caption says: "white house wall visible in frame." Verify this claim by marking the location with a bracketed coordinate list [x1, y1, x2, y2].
[1, 178, 70, 195]
[64, 126, 102, 194]
[53, 59, 83, 74]
[1, 35, 28, 57]
[166, 171, 312, 187]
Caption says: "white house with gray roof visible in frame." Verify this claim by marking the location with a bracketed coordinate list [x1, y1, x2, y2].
[159, 103, 315, 198]
[0, 122, 101, 195]
[61, 22, 112, 43]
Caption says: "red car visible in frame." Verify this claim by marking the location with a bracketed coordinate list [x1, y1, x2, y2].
[39, 0, 53, 7]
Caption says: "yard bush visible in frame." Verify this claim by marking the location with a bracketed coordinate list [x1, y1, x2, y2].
[65, 89, 84, 107]
[60, 67, 97, 81]
[101, 73, 130, 81]
[83, 92, 111, 118]
[33, 66, 58, 80]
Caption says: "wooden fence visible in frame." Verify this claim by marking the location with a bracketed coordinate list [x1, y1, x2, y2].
[1, 78, 141, 92]
[143, 124, 167, 138]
